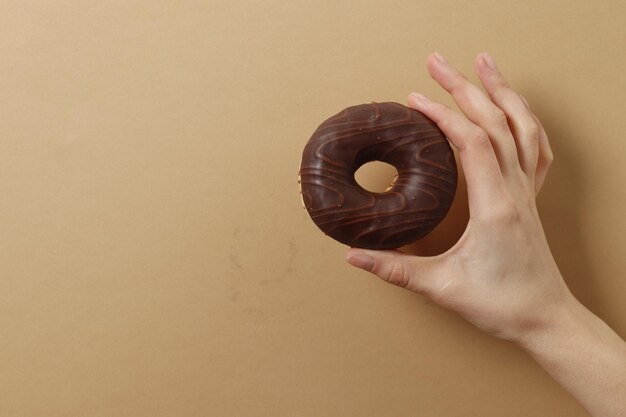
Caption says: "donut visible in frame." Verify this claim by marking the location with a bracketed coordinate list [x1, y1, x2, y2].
[298, 102, 457, 250]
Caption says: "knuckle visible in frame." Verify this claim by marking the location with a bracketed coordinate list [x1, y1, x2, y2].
[479, 196, 520, 225]
[492, 202, 521, 224]
[384, 262, 410, 288]
[449, 74, 470, 94]
[540, 147, 554, 166]
[490, 86, 511, 103]
[491, 75, 510, 88]
[485, 108, 508, 129]
[438, 106, 454, 127]
[544, 151, 554, 164]
[470, 128, 491, 147]
[524, 123, 540, 140]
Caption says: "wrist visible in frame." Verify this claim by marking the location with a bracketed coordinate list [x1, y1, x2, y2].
[511, 290, 626, 417]
[513, 291, 587, 352]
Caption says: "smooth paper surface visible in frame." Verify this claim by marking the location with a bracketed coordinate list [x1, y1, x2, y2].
[1, 1, 625, 416]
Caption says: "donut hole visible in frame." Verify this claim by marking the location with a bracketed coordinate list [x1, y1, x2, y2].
[354, 161, 399, 193]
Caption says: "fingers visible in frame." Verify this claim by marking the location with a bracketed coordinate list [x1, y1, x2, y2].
[407, 93, 506, 216]
[519, 95, 554, 194]
[425, 52, 520, 176]
[345, 248, 440, 295]
[474, 52, 539, 178]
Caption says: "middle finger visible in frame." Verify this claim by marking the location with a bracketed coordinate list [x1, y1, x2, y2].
[426, 52, 520, 176]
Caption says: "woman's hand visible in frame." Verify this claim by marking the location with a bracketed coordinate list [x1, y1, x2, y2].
[346, 52, 626, 417]
[346, 51, 570, 342]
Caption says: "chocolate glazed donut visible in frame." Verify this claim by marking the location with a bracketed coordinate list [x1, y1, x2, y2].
[299, 102, 457, 250]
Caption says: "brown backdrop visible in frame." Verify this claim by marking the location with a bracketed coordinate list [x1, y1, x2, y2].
[1, 1, 624, 416]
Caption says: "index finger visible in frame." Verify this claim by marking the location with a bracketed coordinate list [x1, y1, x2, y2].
[407, 93, 506, 216]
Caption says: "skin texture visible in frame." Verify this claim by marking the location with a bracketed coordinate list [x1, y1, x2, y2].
[346, 52, 626, 417]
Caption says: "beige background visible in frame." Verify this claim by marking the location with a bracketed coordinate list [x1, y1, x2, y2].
[1, 1, 624, 416]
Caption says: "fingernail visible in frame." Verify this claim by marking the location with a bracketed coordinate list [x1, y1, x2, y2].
[434, 52, 447, 64]
[482, 52, 497, 70]
[520, 94, 531, 110]
[409, 92, 429, 108]
[346, 251, 374, 271]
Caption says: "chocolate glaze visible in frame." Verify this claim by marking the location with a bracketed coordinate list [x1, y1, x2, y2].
[299, 102, 457, 250]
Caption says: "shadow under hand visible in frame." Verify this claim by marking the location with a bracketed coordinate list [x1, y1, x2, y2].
[526, 93, 598, 311]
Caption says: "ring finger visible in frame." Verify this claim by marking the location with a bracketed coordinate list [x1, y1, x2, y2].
[474, 52, 540, 179]
[426, 52, 520, 177]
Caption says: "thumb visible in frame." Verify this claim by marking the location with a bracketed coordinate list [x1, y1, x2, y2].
[345, 248, 439, 295]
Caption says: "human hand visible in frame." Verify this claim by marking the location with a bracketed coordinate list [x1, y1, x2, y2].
[345, 52, 626, 417]
[346, 51, 572, 343]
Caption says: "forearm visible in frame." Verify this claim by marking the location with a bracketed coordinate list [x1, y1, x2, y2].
[517, 294, 626, 417]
